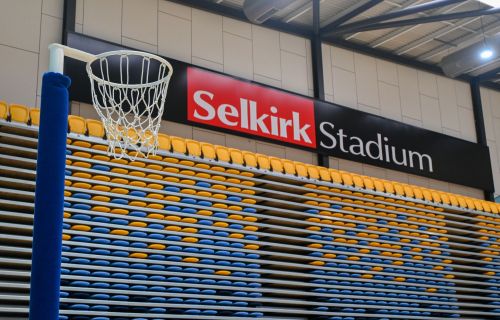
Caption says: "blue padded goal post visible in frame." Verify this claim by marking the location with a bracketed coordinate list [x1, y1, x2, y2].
[29, 43, 173, 320]
[29, 44, 95, 320]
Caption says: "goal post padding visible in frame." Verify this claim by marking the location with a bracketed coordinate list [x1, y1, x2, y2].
[29, 72, 71, 320]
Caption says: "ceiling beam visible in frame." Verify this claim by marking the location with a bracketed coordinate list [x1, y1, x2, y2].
[417, 18, 500, 61]
[320, 0, 383, 34]
[281, 0, 316, 23]
[350, 0, 424, 43]
[324, 0, 466, 37]
[477, 65, 500, 82]
[395, 15, 482, 56]
[368, 0, 468, 48]
[330, 5, 500, 36]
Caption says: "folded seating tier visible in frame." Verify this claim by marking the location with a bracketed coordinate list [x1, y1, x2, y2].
[0, 101, 499, 319]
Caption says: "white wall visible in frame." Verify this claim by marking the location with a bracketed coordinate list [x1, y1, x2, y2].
[0, 0, 63, 107]
[0, 0, 491, 198]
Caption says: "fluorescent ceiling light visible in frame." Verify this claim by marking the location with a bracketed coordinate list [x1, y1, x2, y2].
[440, 33, 500, 77]
[480, 48, 494, 58]
[478, 0, 500, 8]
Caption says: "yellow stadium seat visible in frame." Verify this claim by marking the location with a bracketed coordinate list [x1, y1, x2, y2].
[490, 202, 498, 214]
[383, 181, 394, 194]
[308, 243, 322, 249]
[228, 214, 243, 220]
[171, 136, 187, 154]
[186, 139, 202, 157]
[456, 196, 467, 208]
[421, 189, 433, 202]
[213, 221, 229, 228]
[215, 270, 231, 276]
[480, 201, 491, 213]
[393, 183, 405, 196]
[130, 253, 147, 259]
[439, 192, 450, 205]
[29, 108, 40, 126]
[402, 185, 414, 198]
[431, 191, 442, 203]
[352, 175, 364, 188]
[9, 104, 30, 123]
[139, 130, 155, 148]
[448, 194, 459, 207]
[243, 151, 258, 167]
[341, 172, 354, 187]
[0, 101, 7, 119]
[318, 167, 331, 182]
[182, 227, 198, 233]
[228, 148, 244, 164]
[307, 165, 320, 180]
[156, 133, 171, 151]
[146, 211, 164, 219]
[473, 200, 484, 211]
[129, 171, 147, 178]
[68, 115, 86, 134]
[363, 177, 374, 190]
[256, 154, 271, 170]
[295, 162, 308, 177]
[215, 145, 231, 162]
[329, 169, 343, 184]
[244, 225, 258, 231]
[270, 157, 283, 173]
[182, 237, 199, 244]
[282, 159, 296, 175]
[411, 187, 423, 200]
[179, 160, 195, 168]
[165, 225, 181, 232]
[148, 243, 165, 250]
[111, 229, 129, 236]
[245, 244, 259, 250]
[196, 142, 215, 160]
[465, 198, 476, 210]
[126, 128, 140, 144]
[74, 151, 91, 159]
[373, 179, 385, 193]
[71, 225, 91, 232]
[86, 119, 105, 137]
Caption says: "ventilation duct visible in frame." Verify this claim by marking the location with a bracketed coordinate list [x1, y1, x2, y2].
[243, 0, 295, 24]
[440, 33, 500, 78]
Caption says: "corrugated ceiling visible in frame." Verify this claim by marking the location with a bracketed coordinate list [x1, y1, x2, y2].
[206, 0, 500, 80]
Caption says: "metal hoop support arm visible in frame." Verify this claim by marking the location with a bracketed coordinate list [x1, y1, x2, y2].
[48, 43, 95, 73]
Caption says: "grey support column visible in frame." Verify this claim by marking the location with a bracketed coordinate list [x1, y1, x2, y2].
[311, 0, 329, 167]
[470, 78, 495, 201]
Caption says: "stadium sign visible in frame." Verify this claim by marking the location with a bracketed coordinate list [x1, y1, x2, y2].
[65, 32, 494, 191]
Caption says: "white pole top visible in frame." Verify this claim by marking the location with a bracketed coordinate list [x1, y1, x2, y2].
[48, 43, 96, 74]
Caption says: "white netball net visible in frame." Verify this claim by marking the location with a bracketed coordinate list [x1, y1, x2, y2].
[86, 50, 173, 160]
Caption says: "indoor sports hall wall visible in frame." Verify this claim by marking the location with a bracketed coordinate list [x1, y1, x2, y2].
[0, 0, 497, 198]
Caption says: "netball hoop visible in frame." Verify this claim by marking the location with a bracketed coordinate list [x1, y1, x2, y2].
[48, 43, 173, 160]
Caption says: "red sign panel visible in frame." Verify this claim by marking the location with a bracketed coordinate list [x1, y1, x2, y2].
[187, 67, 316, 148]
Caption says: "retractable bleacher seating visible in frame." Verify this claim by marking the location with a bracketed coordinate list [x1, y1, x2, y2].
[0, 101, 499, 319]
